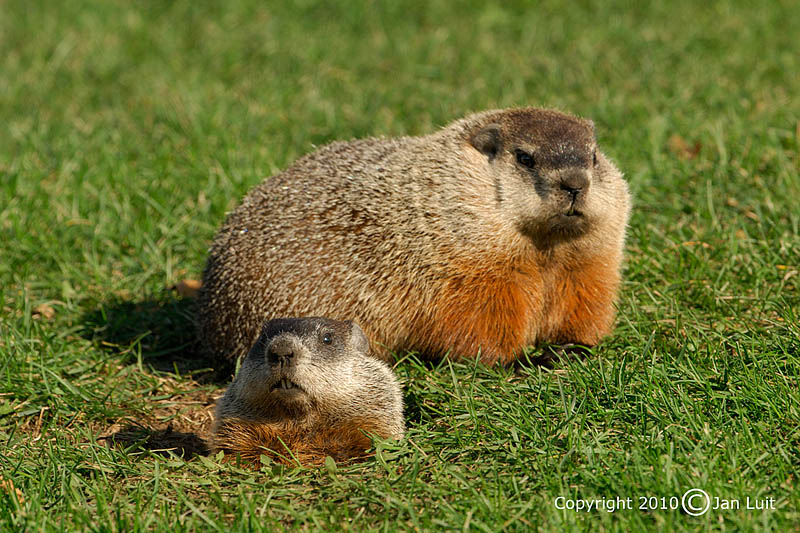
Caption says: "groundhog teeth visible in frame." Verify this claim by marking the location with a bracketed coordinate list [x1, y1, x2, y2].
[271, 378, 292, 391]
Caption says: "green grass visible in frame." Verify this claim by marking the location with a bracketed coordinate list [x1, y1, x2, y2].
[1, 0, 799, 530]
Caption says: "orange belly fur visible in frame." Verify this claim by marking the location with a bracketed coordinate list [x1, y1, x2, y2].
[403, 253, 619, 364]
[213, 418, 386, 466]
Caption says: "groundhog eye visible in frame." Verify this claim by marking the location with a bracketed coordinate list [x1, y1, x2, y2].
[592, 151, 598, 166]
[321, 333, 333, 345]
[514, 150, 535, 169]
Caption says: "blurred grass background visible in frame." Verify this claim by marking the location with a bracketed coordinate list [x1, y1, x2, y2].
[1, 0, 798, 530]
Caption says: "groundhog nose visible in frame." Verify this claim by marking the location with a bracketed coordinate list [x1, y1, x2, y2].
[267, 339, 296, 364]
[560, 172, 589, 196]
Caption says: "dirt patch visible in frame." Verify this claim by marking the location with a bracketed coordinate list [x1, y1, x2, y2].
[103, 424, 211, 458]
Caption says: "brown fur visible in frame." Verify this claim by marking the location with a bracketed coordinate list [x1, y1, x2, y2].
[537, 253, 622, 345]
[198, 108, 631, 364]
[214, 417, 383, 466]
[406, 256, 542, 365]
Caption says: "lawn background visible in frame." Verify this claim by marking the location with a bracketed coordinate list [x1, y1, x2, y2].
[1, 0, 799, 530]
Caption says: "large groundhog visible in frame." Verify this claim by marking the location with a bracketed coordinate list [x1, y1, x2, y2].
[213, 317, 405, 465]
[198, 107, 631, 365]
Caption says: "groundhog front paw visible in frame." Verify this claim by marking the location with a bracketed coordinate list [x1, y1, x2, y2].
[515, 343, 592, 371]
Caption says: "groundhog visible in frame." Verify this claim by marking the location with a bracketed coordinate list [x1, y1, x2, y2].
[198, 107, 631, 365]
[213, 317, 405, 465]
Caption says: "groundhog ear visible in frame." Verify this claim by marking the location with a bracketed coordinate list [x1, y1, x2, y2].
[469, 124, 502, 160]
[348, 321, 371, 354]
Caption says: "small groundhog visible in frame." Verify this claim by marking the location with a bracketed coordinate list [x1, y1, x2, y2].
[198, 107, 631, 365]
[213, 317, 405, 465]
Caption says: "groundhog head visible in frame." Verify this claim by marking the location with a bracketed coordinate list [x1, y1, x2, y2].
[468, 108, 628, 246]
[213, 317, 405, 464]
[216, 317, 403, 438]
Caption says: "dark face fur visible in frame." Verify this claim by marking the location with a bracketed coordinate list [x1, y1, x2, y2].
[228, 318, 370, 419]
[469, 108, 625, 246]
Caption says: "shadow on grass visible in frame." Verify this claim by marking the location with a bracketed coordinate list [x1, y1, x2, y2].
[81, 291, 233, 385]
[103, 424, 210, 459]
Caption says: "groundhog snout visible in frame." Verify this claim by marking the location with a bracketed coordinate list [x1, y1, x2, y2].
[266, 336, 302, 366]
[558, 170, 591, 208]
[559, 171, 589, 196]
